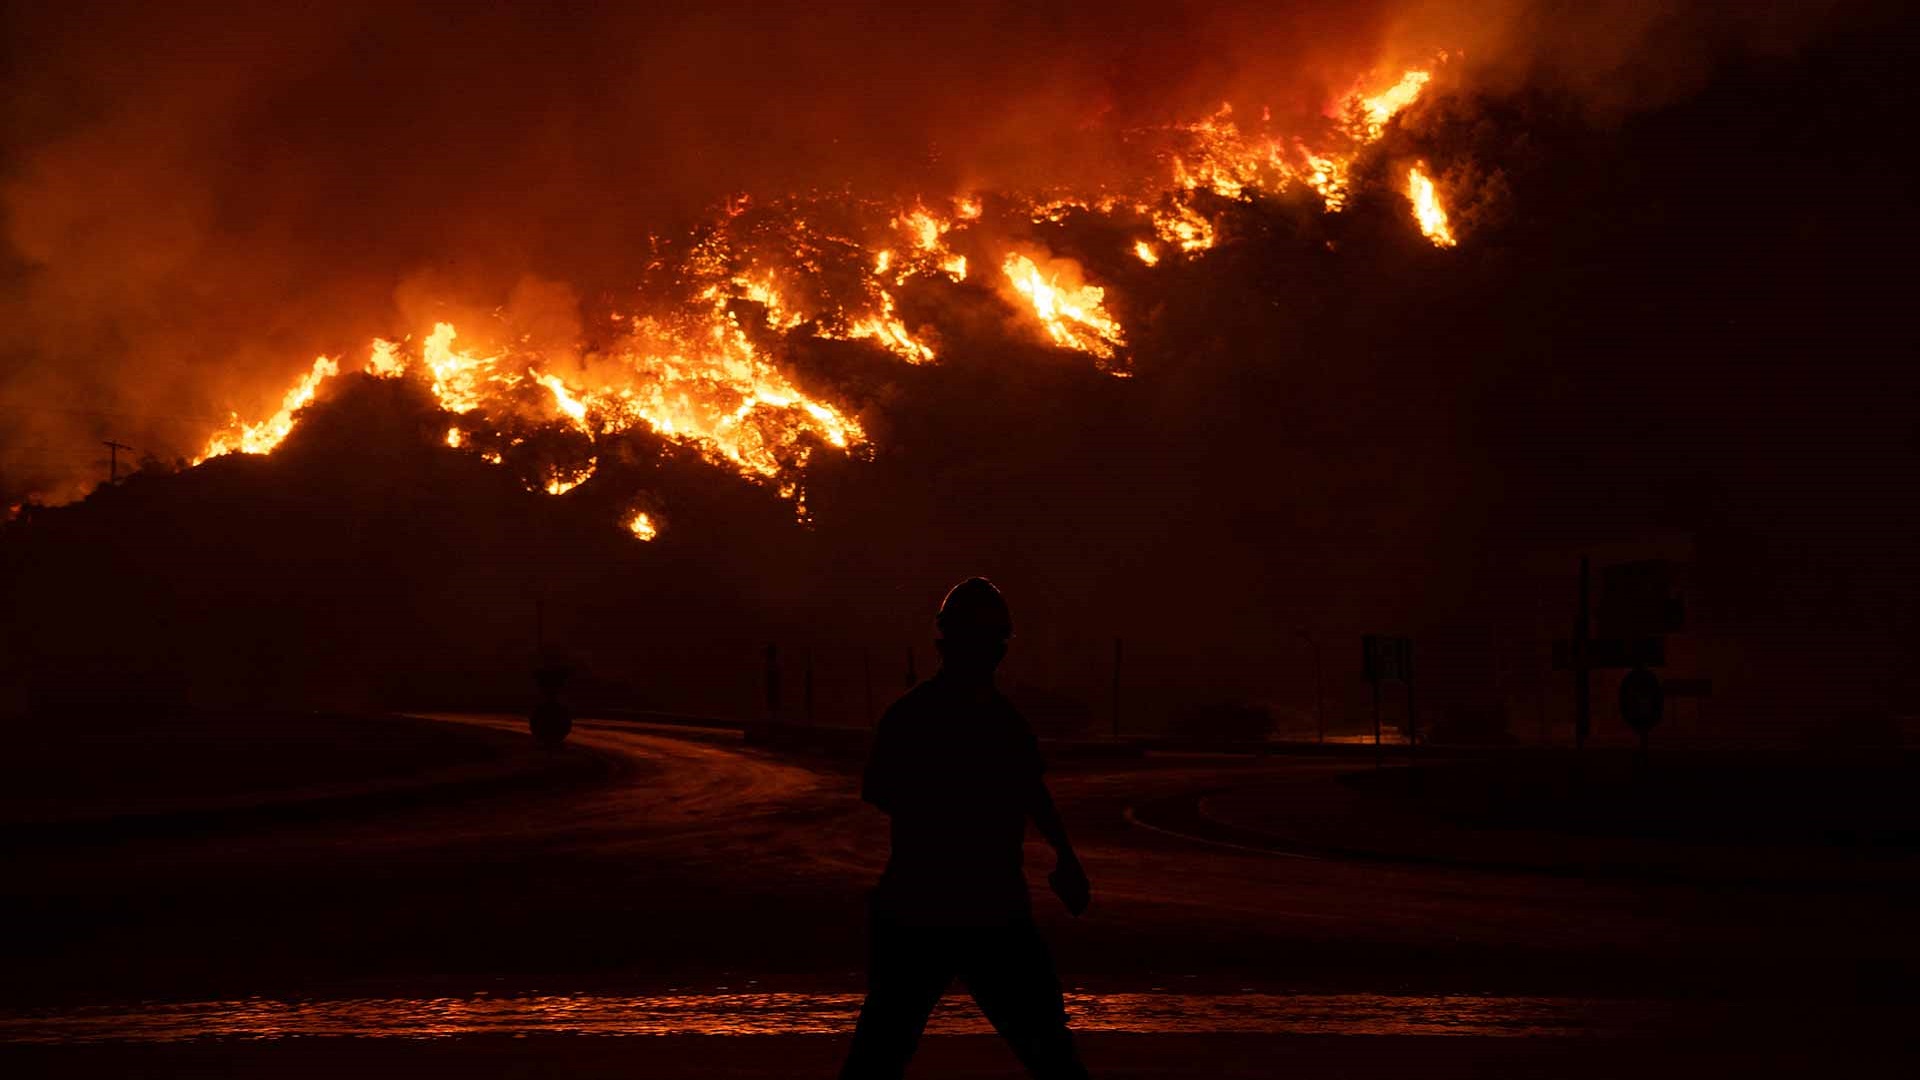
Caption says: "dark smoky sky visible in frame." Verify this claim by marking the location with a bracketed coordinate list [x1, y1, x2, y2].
[0, 0, 1874, 500]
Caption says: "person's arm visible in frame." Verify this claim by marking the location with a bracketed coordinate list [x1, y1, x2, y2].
[1020, 724, 1090, 915]
[1028, 776, 1077, 863]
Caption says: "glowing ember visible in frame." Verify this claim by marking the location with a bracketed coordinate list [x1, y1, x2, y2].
[625, 510, 659, 542]
[444, 427, 463, 448]
[1407, 164, 1456, 248]
[1133, 241, 1160, 266]
[1002, 254, 1125, 361]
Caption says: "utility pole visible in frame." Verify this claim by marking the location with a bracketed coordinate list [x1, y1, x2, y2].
[1111, 637, 1123, 739]
[102, 440, 134, 484]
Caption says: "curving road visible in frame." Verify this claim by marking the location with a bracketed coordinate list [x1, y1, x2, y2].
[391, 715, 1918, 1005]
[6, 710, 1915, 1025]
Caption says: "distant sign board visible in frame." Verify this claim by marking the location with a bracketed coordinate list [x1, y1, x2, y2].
[1597, 560, 1685, 640]
[1663, 678, 1713, 698]
[1553, 635, 1666, 670]
[1362, 634, 1413, 684]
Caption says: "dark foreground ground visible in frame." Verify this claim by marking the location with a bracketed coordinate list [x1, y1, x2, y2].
[6, 1031, 1917, 1079]
[3, 712, 1916, 1077]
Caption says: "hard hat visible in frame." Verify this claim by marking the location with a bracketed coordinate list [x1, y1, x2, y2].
[936, 577, 1013, 640]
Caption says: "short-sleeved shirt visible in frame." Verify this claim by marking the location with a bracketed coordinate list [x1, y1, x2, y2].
[863, 675, 1045, 926]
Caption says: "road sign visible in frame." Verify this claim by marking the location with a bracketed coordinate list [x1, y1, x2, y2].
[1553, 636, 1665, 670]
[1362, 634, 1412, 684]
[1598, 560, 1684, 639]
[1663, 677, 1712, 698]
[1619, 666, 1664, 735]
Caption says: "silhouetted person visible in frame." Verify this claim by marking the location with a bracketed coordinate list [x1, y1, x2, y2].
[840, 578, 1092, 1080]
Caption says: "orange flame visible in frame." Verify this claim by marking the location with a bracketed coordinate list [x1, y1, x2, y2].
[625, 510, 659, 541]
[1407, 164, 1456, 248]
[1002, 254, 1124, 361]
[1356, 70, 1432, 140]
[200, 355, 339, 459]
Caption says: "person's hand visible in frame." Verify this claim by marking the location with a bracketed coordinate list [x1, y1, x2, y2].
[1049, 854, 1090, 916]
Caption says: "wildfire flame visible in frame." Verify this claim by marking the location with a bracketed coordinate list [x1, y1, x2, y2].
[1356, 70, 1433, 140]
[1002, 254, 1125, 361]
[193, 61, 1460, 532]
[1407, 164, 1456, 248]
[201, 355, 339, 458]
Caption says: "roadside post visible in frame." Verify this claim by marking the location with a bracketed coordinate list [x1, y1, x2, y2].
[1574, 557, 1590, 752]
[803, 648, 814, 725]
[1362, 634, 1414, 766]
[862, 647, 874, 725]
[1620, 665, 1664, 775]
[764, 643, 781, 720]
[1554, 558, 1693, 759]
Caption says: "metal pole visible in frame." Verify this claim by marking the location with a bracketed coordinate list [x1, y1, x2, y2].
[862, 647, 874, 725]
[1372, 678, 1382, 767]
[1111, 637, 1123, 739]
[1574, 557, 1591, 753]
[1301, 630, 1324, 744]
[803, 648, 814, 724]
[765, 643, 780, 720]
[1405, 650, 1417, 751]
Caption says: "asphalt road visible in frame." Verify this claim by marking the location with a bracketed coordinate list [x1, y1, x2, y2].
[4, 712, 1916, 1073]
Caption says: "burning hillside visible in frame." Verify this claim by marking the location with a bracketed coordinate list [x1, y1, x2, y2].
[187, 63, 1463, 534]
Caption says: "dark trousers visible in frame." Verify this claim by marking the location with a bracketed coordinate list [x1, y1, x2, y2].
[840, 914, 1089, 1080]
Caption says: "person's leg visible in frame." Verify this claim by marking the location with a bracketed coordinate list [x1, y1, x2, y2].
[839, 917, 953, 1080]
[960, 921, 1089, 1080]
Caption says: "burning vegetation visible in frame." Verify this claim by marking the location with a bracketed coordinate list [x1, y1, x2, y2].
[192, 62, 1463, 535]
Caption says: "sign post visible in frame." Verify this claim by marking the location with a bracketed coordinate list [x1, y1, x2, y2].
[1362, 634, 1414, 765]
[1554, 557, 1688, 754]
[1574, 558, 1590, 752]
[1619, 665, 1664, 772]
